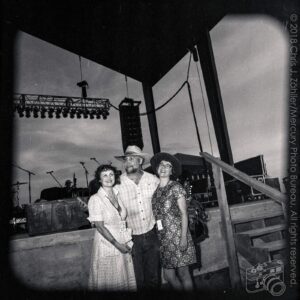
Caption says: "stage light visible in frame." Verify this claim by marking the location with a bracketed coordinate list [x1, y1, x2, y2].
[70, 108, 76, 118]
[48, 108, 54, 118]
[102, 110, 109, 120]
[25, 107, 31, 118]
[33, 107, 39, 118]
[83, 110, 89, 119]
[89, 109, 96, 119]
[76, 110, 82, 119]
[55, 108, 62, 118]
[95, 109, 101, 119]
[41, 108, 46, 119]
[17, 107, 24, 117]
[62, 108, 69, 118]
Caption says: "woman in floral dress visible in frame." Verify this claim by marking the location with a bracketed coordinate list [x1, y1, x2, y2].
[151, 153, 196, 290]
[87, 164, 136, 290]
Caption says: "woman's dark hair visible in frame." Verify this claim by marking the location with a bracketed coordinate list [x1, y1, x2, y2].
[94, 164, 121, 187]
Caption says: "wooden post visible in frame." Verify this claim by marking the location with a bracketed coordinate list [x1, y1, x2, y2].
[212, 163, 241, 289]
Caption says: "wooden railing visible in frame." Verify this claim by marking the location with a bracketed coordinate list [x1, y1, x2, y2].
[200, 152, 287, 289]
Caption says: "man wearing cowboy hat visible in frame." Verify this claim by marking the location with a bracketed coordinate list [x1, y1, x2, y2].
[115, 145, 160, 290]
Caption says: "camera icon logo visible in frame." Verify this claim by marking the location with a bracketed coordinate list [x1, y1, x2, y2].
[246, 259, 286, 296]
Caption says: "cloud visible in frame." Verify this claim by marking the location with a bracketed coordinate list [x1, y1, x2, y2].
[13, 15, 288, 205]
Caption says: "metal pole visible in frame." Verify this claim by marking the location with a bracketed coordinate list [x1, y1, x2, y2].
[197, 29, 233, 165]
[28, 173, 32, 204]
[90, 157, 100, 165]
[46, 171, 62, 187]
[186, 81, 203, 153]
[80, 162, 89, 189]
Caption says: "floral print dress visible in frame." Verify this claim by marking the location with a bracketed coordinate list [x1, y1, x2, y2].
[152, 181, 196, 268]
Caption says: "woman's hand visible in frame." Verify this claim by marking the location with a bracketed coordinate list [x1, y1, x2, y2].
[115, 242, 132, 254]
[179, 236, 188, 252]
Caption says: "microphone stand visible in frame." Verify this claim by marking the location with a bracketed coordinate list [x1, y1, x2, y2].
[12, 163, 35, 204]
[90, 157, 100, 165]
[46, 171, 63, 187]
[80, 162, 89, 189]
[90, 158, 112, 166]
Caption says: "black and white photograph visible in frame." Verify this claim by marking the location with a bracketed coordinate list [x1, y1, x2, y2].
[0, 1, 299, 299]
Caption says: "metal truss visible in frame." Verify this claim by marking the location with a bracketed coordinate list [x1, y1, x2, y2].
[13, 93, 111, 119]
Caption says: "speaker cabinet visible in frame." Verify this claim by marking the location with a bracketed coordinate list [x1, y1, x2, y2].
[119, 98, 144, 152]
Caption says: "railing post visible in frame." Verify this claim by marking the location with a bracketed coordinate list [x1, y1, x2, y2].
[212, 164, 241, 289]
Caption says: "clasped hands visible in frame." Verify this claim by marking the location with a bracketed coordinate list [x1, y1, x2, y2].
[179, 236, 188, 252]
[115, 241, 132, 254]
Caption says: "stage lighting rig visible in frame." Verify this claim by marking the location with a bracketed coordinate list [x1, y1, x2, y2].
[13, 93, 111, 121]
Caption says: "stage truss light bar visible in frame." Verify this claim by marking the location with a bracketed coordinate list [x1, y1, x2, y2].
[13, 93, 111, 120]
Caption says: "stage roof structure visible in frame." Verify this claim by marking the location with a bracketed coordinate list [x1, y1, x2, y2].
[2, 0, 295, 163]
[3, 1, 291, 86]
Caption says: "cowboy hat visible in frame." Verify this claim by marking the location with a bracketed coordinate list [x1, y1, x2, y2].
[150, 152, 182, 177]
[114, 145, 151, 163]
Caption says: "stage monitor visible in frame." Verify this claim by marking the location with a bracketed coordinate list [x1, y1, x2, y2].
[224, 155, 266, 182]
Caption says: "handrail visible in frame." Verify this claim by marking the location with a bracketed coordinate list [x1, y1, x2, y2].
[200, 152, 287, 205]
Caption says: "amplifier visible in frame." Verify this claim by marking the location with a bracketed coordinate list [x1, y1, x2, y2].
[224, 155, 267, 182]
[190, 178, 209, 194]
[265, 177, 281, 191]
[26, 198, 90, 236]
[224, 175, 266, 204]
[250, 175, 265, 196]
[191, 192, 218, 208]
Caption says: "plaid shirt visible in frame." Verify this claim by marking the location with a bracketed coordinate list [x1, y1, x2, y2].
[116, 171, 159, 235]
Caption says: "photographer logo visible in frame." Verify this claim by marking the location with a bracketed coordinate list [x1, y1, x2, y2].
[246, 259, 286, 296]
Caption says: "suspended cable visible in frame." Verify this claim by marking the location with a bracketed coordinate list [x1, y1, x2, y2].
[111, 51, 195, 115]
[195, 46, 214, 155]
[139, 81, 187, 116]
[110, 103, 120, 111]
[78, 56, 83, 82]
[186, 51, 192, 81]
[186, 81, 203, 153]
[125, 75, 129, 98]
[109, 80, 188, 115]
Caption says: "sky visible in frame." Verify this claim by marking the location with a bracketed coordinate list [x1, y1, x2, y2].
[12, 15, 288, 205]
